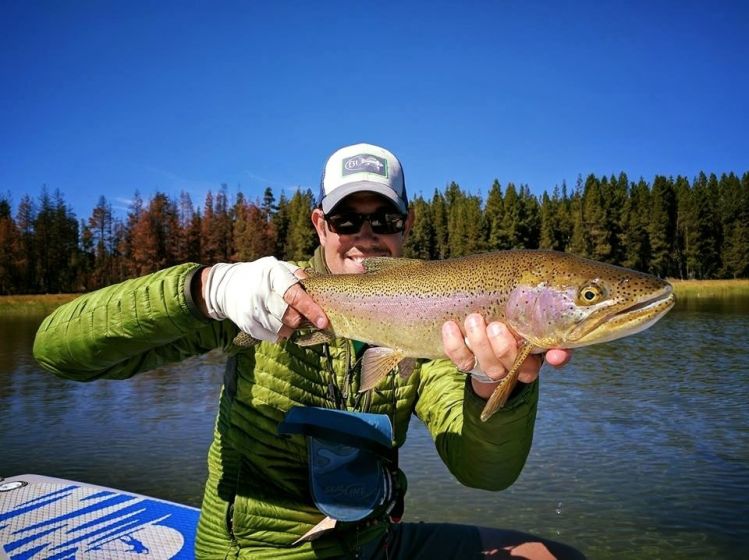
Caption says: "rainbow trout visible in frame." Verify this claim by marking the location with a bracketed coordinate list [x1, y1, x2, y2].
[234, 250, 675, 421]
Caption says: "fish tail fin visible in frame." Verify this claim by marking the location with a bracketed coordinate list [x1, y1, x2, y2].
[359, 347, 405, 392]
[480, 342, 533, 422]
[295, 330, 336, 347]
[233, 331, 261, 347]
[233, 328, 336, 348]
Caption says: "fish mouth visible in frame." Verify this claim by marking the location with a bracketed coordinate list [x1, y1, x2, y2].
[569, 284, 675, 346]
[346, 252, 389, 272]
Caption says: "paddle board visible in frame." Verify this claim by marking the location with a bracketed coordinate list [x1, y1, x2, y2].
[0, 474, 199, 560]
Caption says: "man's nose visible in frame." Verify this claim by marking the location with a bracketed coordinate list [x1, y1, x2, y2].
[355, 219, 377, 238]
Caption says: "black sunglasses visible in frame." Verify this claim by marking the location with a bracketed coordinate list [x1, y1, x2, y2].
[324, 210, 407, 235]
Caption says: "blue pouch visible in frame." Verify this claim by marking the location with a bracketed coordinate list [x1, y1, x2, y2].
[278, 406, 397, 523]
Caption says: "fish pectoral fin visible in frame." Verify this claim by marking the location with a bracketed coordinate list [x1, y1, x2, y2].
[362, 257, 424, 273]
[359, 347, 405, 392]
[480, 341, 533, 422]
[295, 330, 336, 347]
[292, 516, 338, 544]
[233, 331, 261, 347]
[398, 358, 418, 380]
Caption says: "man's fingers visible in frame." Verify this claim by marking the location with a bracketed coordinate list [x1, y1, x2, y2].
[277, 325, 295, 340]
[517, 354, 544, 383]
[545, 348, 572, 367]
[283, 284, 328, 329]
[281, 305, 306, 330]
[441, 321, 476, 372]
[483, 321, 515, 380]
[467, 315, 508, 381]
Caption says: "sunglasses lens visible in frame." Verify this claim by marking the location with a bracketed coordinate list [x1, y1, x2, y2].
[326, 212, 406, 235]
[370, 213, 405, 234]
[326, 214, 362, 235]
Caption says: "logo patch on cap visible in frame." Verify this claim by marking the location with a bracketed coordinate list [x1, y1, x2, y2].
[342, 154, 388, 178]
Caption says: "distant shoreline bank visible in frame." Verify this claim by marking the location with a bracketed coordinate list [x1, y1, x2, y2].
[2, 279, 748, 314]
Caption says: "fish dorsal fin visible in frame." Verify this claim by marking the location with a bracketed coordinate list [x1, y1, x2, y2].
[358, 347, 405, 392]
[362, 257, 424, 274]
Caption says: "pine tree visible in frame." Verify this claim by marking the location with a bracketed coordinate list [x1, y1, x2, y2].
[284, 189, 317, 262]
[648, 176, 677, 277]
[0, 196, 20, 294]
[538, 192, 557, 250]
[567, 177, 588, 257]
[720, 172, 749, 278]
[501, 183, 521, 249]
[674, 176, 694, 278]
[214, 185, 233, 262]
[621, 179, 651, 272]
[177, 191, 200, 263]
[431, 190, 449, 259]
[403, 196, 434, 259]
[484, 180, 507, 250]
[14, 195, 35, 291]
[273, 193, 291, 259]
[88, 196, 116, 288]
[718, 172, 745, 277]
[261, 187, 276, 221]
[128, 192, 180, 275]
[517, 185, 540, 249]
[582, 174, 612, 262]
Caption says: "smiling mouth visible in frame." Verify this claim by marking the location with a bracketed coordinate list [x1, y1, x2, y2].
[347, 253, 388, 263]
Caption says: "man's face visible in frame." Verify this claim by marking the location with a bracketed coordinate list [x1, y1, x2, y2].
[311, 192, 414, 275]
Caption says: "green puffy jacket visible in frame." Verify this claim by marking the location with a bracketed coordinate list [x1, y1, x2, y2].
[33, 247, 540, 559]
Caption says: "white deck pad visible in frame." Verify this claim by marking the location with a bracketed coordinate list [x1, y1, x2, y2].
[0, 474, 199, 560]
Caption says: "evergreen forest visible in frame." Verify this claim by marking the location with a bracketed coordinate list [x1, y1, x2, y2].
[0, 170, 747, 295]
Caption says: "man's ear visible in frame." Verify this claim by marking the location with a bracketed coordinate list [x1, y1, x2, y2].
[311, 208, 328, 246]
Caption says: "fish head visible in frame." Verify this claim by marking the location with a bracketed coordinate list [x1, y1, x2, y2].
[503, 253, 675, 349]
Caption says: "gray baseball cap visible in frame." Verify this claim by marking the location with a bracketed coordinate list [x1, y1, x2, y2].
[318, 143, 408, 214]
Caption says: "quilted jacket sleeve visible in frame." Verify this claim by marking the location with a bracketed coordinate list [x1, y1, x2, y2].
[414, 358, 539, 491]
[33, 263, 234, 381]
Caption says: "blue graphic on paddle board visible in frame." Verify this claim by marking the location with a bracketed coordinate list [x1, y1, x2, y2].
[0, 479, 199, 559]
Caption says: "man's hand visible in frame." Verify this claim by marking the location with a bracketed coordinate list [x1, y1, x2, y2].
[197, 257, 329, 342]
[441, 313, 571, 399]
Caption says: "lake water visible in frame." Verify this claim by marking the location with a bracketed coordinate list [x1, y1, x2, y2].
[1, 298, 748, 559]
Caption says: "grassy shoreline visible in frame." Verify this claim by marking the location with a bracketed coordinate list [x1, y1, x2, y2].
[667, 278, 749, 298]
[0, 293, 79, 314]
[2, 279, 748, 313]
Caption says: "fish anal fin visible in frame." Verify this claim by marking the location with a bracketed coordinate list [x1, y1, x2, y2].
[359, 347, 405, 392]
[398, 358, 417, 380]
[362, 257, 424, 274]
[480, 341, 533, 422]
[295, 330, 336, 347]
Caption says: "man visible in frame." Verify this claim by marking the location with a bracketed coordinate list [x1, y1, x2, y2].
[34, 143, 582, 559]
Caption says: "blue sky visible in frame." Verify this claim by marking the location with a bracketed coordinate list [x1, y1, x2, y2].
[2, 0, 748, 220]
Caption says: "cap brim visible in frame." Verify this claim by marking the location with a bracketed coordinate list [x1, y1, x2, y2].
[321, 181, 407, 214]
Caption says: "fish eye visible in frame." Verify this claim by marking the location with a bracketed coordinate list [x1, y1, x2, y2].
[579, 283, 605, 305]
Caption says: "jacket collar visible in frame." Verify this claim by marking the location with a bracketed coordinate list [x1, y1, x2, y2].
[309, 246, 330, 275]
